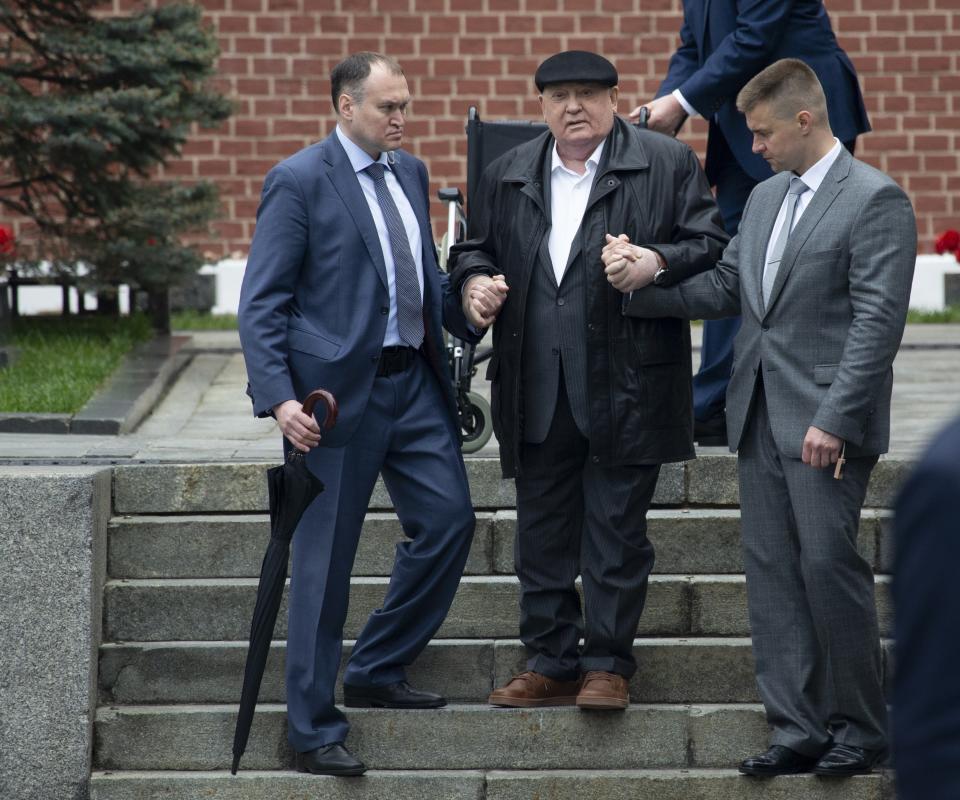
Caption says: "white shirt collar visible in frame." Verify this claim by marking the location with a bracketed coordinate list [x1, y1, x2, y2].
[551, 140, 605, 178]
[336, 125, 391, 174]
[796, 138, 842, 193]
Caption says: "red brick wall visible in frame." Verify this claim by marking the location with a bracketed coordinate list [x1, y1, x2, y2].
[97, 1, 960, 256]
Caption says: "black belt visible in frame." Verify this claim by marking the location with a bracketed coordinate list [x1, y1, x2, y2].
[376, 345, 419, 377]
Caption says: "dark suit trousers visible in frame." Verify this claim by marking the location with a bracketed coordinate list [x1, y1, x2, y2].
[284, 354, 475, 751]
[514, 379, 659, 681]
[738, 386, 887, 756]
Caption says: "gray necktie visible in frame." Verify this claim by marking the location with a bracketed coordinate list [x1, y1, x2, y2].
[364, 162, 424, 349]
[762, 175, 808, 307]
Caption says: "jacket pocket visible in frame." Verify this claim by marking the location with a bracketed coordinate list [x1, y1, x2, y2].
[813, 363, 840, 385]
[287, 325, 341, 360]
[631, 318, 685, 365]
[797, 247, 842, 267]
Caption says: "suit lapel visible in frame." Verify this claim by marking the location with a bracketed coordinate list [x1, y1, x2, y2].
[753, 175, 789, 316]
[323, 135, 389, 292]
[391, 155, 428, 228]
[390, 154, 436, 289]
[763, 151, 850, 314]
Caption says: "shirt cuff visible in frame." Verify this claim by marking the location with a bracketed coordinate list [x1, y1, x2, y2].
[673, 89, 698, 119]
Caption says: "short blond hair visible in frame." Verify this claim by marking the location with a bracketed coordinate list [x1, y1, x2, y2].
[737, 58, 829, 125]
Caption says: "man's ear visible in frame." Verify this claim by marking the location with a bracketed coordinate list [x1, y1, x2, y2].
[797, 109, 813, 133]
[338, 93, 354, 121]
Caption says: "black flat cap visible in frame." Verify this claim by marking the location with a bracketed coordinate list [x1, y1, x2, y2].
[534, 50, 618, 92]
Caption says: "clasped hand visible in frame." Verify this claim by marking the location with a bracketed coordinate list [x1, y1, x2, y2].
[601, 233, 660, 292]
[463, 273, 509, 328]
[274, 399, 321, 453]
[627, 95, 688, 136]
[801, 425, 844, 469]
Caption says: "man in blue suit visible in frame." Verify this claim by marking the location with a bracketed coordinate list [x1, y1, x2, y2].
[893, 414, 960, 798]
[629, 0, 870, 446]
[238, 52, 481, 776]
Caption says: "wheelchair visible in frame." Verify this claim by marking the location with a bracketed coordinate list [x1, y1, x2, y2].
[437, 107, 547, 453]
[437, 106, 650, 452]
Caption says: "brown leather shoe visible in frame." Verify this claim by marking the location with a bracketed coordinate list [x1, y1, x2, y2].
[576, 671, 629, 710]
[488, 671, 582, 707]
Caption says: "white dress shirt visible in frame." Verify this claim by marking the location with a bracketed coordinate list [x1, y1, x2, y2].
[672, 89, 698, 118]
[336, 126, 424, 347]
[548, 140, 605, 285]
[763, 138, 843, 267]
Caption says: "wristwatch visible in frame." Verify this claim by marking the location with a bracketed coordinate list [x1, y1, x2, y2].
[652, 252, 669, 285]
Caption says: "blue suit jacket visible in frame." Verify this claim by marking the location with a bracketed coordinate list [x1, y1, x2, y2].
[893, 414, 960, 798]
[657, 0, 871, 183]
[238, 132, 478, 447]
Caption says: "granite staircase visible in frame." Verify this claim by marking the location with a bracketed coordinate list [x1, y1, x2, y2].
[89, 456, 902, 799]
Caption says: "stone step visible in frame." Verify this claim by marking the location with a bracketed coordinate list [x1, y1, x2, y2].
[99, 637, 893, 706]
[107, 509, 893, 579]
[111, 456, 910, 514]
[89, 768, 890, 800]
[94, 703, 776, 771]
[102, 574, 893, 643]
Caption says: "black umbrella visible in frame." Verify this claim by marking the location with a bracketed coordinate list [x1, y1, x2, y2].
[231, 388, 338, 775]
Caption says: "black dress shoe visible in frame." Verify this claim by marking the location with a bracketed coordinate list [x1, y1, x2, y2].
[343, 680, 446, 709]
[739, 745, 821, 776]
[812, 743, 885, 776]
[295, 743, 366, 776]
[694, 413, 728, 447]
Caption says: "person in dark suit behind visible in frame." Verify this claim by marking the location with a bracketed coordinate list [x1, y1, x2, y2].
[893, 414, 960, 799]
[629, 0, 870, 446]
[238, 51, 481, 776]
[616, 59, 915, 776]
[452, 50, 728, 711]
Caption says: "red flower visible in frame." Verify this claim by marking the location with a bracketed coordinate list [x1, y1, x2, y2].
[0, 225, 15, 256]
[935, 229, 960, 255]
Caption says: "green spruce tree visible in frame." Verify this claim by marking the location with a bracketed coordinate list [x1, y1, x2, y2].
[0, 0, 232, 330]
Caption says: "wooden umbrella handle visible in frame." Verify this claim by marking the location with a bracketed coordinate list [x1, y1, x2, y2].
[301, 389, 338, 431]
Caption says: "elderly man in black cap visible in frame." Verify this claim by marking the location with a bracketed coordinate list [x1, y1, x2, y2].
[451, 51, 727, 708]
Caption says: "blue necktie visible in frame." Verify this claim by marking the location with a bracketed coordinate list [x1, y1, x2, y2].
[762, 175, 808, 307]
[364, 162, 424, 349]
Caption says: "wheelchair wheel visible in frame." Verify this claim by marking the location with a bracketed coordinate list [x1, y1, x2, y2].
[460, 391, 493, 454]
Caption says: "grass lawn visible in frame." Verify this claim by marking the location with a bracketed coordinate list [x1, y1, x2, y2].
[906, 306, 960, 323]
[0, 314, 153, 414]
[171, 310, 237, 330]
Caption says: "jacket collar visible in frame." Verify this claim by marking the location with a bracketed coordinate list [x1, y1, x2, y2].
[502, 116, 650, 181]
[500, 116, 651, 212]
[321, 131, 421, 293]
[760, 146, 852, 316]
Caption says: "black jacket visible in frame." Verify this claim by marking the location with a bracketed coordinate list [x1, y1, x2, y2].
[450, 117, 728, 478]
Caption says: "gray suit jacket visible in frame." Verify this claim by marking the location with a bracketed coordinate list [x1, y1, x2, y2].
[626, 147, 916, 458]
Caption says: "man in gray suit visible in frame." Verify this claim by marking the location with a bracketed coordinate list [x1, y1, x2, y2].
[609, 59, 915, 776]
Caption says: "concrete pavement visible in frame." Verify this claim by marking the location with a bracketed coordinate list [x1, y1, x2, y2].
[0, 324, 957, 463]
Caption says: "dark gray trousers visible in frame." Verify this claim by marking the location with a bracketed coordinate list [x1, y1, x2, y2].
[514, 380, 659, 681]
[738, 387, 887, 756]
